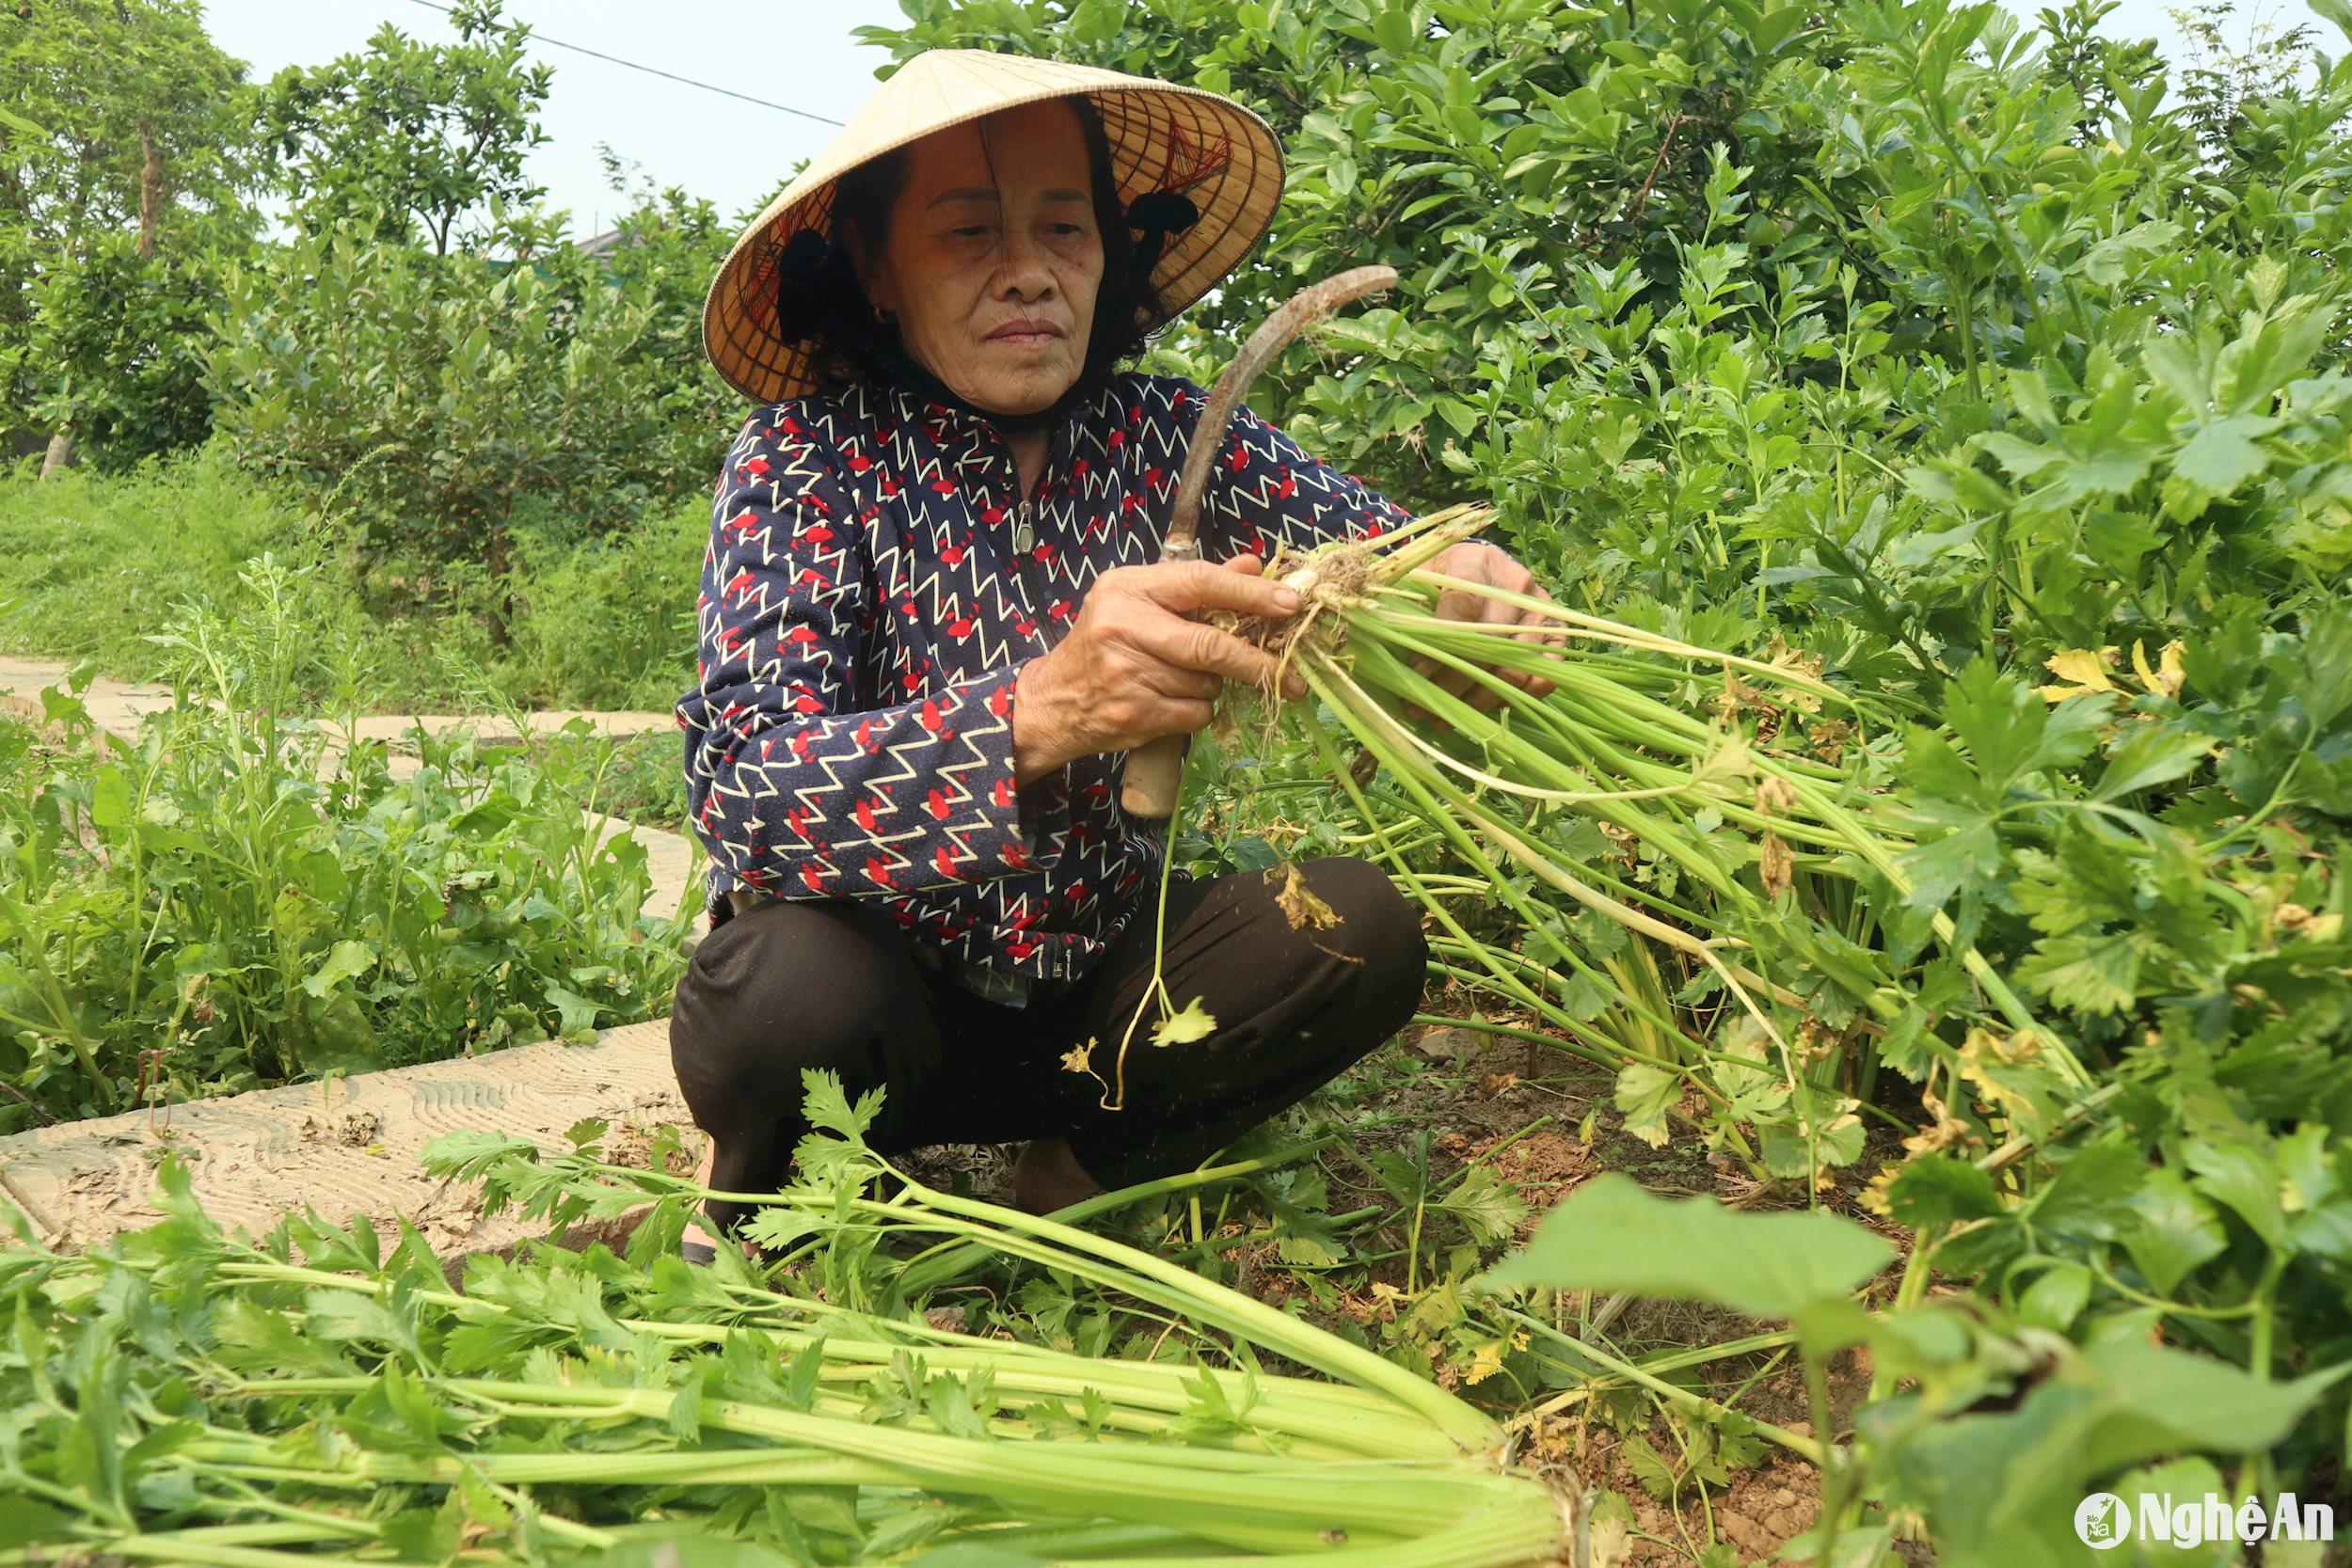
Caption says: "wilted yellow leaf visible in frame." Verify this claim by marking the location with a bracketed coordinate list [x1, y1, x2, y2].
[1713, 671, 1762, 725]
[2131, 638, 2187, 700]
[1462, 1340, 1509, 1386]
[2036, 646, 2120, 702]
[1758, 832, 1794, 898]
[1150, 996, 1218, 1048]
[1271, 862, 1341, 931]
[1956, 1027, 2049, 1120]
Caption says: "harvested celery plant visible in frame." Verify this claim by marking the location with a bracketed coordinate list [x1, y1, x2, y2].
[1225, 504, 2078, 1175]
[0, 1079, 1572, 1567]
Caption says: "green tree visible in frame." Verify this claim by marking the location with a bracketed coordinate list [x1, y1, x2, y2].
[260, 0, 553, 256]
[210, 23, 732, 613]
[861, 0, 1879, 510]
[0, 0, 261, 469]
[206, 188, 735, 594]
[2169, 0, 2318, 157]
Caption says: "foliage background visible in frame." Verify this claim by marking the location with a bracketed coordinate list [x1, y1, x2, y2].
[2, 0, 738, 703]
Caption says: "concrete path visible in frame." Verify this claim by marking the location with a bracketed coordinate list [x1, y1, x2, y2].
[342, 710, 676, 747]
[0, 656, 177, 741]
[0, 658, 712, 1256]
[0, 657, 670, 738]
[0, 1021, 689, 1256]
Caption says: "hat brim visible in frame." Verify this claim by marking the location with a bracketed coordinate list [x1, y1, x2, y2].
[703, 53, 1284, 406]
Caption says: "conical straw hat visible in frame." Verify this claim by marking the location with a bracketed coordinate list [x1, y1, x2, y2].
[702, 49, 1284, 405]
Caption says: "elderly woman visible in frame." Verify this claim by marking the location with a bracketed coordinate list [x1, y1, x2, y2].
[672, 52, 1550, 1253]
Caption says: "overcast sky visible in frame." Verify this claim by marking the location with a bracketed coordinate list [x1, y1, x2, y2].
[195, 0, 2320, 240]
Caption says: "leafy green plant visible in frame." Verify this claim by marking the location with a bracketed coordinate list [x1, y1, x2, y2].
[1212, 510, 1990, 1187]
[0, 446, 310, 671]
[0, 451, 703, 716]
[18, 231, 228, 470]
[0, 0, 263, 467]
[499, 494, 707, 713]
[1196, 496, 2351, 1497]
[1481, 1174, 2339, 1568]
[257, 0, 550, 256]
[0, 557, 691, 1128]
[886, 0, 2352, 1506]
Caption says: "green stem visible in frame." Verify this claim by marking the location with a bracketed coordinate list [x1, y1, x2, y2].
[1502, 1308, 1825, 1465]
[876, 1176, 1502, 1452]
[893, 1140, 1336, 1298]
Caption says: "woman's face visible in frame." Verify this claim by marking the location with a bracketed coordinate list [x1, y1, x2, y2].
[863, 102, 1104, 416]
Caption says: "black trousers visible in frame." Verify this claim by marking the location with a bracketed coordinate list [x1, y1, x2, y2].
[669, 858, 1426, 1235]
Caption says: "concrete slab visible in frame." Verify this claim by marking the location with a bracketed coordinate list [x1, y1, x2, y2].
[0, 654, 178, 737]
[0, 661, 672, 760]
[0, 1020, 694, 1255]
[347, 711, 676, 748]
[592, 811, 706, 929]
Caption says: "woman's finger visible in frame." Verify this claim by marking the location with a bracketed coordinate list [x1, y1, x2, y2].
[1434, 584, 1486, 625]
[1403, 651, 1479, 726]
[1131, 611, 1301, 697]
[1401, 654, 1437, 721]
[1517, 585, 1563, 696]
[1148, 558, 1299, 621]
[1141, 665, 1224, 703]
[1411, 543, 1567, 715]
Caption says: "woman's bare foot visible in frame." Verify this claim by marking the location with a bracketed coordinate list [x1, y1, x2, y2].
[1011, 1137, 1105, 1213]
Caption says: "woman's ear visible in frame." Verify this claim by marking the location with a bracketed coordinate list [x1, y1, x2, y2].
[847, 227, 896, 321]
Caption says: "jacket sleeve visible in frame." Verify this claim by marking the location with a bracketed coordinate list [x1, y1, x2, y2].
[1168, 379, 1416, 558]
[676, 410, 1068, 904]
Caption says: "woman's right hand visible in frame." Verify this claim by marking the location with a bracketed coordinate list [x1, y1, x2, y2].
[1011, 555, 1305, 783]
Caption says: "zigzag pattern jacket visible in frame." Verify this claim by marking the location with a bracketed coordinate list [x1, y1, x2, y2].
[676, 371, 1410, 980]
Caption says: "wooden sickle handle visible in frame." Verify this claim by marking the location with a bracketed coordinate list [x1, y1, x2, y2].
[1119, 265, 1399, 824]
[1121, 732, 1192, 821]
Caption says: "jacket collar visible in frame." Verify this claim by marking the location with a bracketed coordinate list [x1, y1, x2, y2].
[858, 373, 1104, 489]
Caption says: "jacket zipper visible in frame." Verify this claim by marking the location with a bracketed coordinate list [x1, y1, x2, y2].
[1006, 496, 1046, 648]
[999, 420, 1062, 650]
[1004, 493, 1063, 981]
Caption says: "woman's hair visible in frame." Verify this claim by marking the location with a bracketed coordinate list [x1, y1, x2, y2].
[769, 97, 1196, 406]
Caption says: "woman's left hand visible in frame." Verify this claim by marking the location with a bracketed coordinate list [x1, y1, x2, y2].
[1414, 541, 1562, 713]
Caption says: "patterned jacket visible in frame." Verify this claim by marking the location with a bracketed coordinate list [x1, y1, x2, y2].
[675, 371, 1410, 981]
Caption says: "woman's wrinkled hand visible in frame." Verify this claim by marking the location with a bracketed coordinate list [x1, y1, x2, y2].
[1011, 554, 1303, 782]
[1410, 541, 1562, 717]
